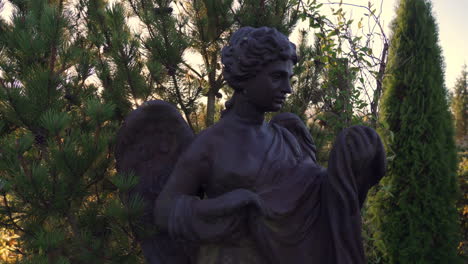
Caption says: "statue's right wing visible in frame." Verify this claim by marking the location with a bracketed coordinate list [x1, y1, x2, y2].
[115, 100, 195, 264]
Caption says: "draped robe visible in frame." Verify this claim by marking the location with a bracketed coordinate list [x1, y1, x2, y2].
[168, 124, 386, 264]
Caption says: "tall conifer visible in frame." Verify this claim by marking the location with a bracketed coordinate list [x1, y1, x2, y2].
[370, 0, 460, 263]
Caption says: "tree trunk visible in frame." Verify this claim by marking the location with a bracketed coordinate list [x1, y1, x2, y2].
[370, 42, 389, 129]
[206, 90, 216, 127]
[337, 58, 351, 132]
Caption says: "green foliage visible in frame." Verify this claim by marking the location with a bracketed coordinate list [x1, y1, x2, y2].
[456, 151, 468, 260]
[0, 0, 144, 263]
[40, 110, 71, 136]
[367, 0, 461, 263]
[84, 98, 116, 126]
[235, 0, 301, 35]
[282, 29, 324, 121]
[451, 64, 468, 144]
[111, 172, 138, 193]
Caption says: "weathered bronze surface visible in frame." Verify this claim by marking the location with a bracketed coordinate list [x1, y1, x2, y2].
[116, 26, 386, 264]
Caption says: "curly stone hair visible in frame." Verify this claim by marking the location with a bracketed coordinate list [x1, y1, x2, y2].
[221, 26, 298, 91]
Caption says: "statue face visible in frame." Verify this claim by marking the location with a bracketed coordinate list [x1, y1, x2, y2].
[243, 59, 294, 112]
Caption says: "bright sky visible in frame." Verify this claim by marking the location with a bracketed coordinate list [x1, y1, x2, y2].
[431, 0, 468, 89]
[290, 0, 467, 90]
[378, 0, 468, 90]
[349, 0, 468, 90]
[0, 0, 466, 90]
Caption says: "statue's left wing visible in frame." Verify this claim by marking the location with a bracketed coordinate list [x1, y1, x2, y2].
[270, 112, 317, 163]
[115, 100, 195, 264]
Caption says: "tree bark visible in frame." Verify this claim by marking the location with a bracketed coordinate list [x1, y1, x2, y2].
[370, 42, 389, 128]
[337, 58, 351, 132]
[206, 90, 216, 127]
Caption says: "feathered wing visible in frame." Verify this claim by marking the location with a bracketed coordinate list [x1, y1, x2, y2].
[270, 112, 317, 163]
[115, 100, 195, 264]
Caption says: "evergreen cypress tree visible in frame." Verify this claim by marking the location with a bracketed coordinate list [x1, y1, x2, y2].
[369, 0, 460, 263]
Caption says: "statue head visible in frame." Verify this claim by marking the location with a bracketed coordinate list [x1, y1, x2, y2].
[221, 27, 298, 92]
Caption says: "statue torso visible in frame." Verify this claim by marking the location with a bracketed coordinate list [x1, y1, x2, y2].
[193, 118, 302, 263]
[200, 118, 296, 198]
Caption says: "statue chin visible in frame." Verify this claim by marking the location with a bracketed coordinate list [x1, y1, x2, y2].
[271, 103, 283, 112]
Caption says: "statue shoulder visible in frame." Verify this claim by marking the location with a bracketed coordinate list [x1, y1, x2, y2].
[175, 120, 228, 164]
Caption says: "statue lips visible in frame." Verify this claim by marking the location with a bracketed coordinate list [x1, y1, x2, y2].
[274, 96, 286, 105]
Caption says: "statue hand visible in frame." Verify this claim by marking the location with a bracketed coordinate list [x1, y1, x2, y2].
[195, 189, 270, 218]
[345, 126, 378, 166]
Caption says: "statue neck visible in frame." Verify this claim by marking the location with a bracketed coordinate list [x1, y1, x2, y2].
[225, 92, 265, 125]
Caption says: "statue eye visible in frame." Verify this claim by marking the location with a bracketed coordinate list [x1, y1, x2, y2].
[271, 73, 282, 80]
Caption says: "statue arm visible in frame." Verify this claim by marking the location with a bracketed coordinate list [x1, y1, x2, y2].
[154, 138, 266, 242]
[154, 139, 210, 231]
[346, 126, 386, 207]
[320, 126, 386, 263]
[327, 125, 386, 212]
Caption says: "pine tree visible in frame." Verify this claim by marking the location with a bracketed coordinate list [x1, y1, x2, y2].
[0, 0, 145, 263]
[282, 29, 324, 121]
[369, 0, 460, 263]
[452, 64, 468, 145]
[126, 0, 197, 129]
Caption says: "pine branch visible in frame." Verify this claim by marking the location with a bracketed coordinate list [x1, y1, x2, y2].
[2, 193, 27, 234]
[181, 61, 204, 79]
[117, 45, 140, 107]
[171, 74, 195, 131]
[46, 1, 65, 105]
[323, 1, 388, 41]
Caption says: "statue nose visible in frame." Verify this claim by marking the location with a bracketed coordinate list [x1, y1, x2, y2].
[282, 81, 292, 94]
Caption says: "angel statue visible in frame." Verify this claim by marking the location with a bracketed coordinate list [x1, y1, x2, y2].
[116, 26, 386, 264]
